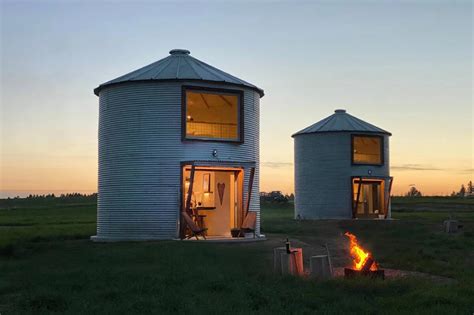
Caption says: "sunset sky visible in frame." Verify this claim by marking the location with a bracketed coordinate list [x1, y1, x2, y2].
[1, 1, 472, 198]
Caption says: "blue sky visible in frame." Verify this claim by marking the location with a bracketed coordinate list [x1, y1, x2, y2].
[1, 0, 472, 197]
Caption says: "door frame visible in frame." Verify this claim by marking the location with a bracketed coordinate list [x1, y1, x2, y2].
[351, 176, 387, 219]
[179, 162, 252, 239]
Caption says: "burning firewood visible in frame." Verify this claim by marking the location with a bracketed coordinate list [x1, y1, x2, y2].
[344, 232, 384, 279]
[360, 256, 374, 272]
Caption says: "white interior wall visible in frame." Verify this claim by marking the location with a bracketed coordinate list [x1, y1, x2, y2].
[184, 169, 235, 236]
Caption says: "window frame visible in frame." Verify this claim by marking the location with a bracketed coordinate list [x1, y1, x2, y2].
[181, 85, 244, 143]
[351, 134, 384, 166]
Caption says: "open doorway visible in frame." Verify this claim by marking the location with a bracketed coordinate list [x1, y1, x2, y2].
[352, 178, 385, 218]
[182, 166, 243, 238]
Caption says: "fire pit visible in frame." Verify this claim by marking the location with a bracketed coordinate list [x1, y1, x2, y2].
[344, 232, 384, 279]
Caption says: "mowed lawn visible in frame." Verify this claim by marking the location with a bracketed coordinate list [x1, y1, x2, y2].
[0, 199, 473, 314]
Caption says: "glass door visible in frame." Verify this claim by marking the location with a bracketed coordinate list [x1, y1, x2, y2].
[353, 179, 384, 218]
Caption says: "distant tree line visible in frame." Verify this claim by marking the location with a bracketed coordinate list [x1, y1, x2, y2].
[404, 180, 473, 198]
[405, 186, 422, 197]
[260, 191, 294, 203]
[0, 193, 97, 209]
[450, 181, 473, 198]
[22, 193, 98, 201]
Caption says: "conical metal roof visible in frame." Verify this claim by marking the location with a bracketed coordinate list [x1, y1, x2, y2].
[292, 109, 391, 137]
[94, 49, 264, 97]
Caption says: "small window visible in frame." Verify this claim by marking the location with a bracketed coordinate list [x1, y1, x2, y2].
[183, 87, 241, 141]
[352, 135, 383, 165]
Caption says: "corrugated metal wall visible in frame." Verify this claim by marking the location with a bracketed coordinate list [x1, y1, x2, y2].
[95, 81, 260, 240]
[294, 132, 390, 219]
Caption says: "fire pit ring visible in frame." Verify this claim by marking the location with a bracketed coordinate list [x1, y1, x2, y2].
[344, 232, 385, 280]
[344, 268, 385, 279]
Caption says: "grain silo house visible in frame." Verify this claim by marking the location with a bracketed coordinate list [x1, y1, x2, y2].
[92, 49, 264, 241]
[292, 110, 393, 220]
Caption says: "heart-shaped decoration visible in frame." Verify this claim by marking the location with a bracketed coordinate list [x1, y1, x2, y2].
[217, 183, 226, 205]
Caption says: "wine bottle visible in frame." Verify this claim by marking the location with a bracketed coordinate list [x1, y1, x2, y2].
[285, 238, 291, 253]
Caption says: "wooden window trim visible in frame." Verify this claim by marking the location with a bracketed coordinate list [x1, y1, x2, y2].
[351, 134, 384, 166]
[181, 85, 244, 143]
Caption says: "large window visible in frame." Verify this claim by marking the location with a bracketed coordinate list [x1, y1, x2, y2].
[183, 87, 242, 141]
[352, 135, 383, 165]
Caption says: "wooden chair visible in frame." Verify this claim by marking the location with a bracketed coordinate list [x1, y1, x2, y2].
[182, 212, 207, 240]
[239, 211, 257, 237]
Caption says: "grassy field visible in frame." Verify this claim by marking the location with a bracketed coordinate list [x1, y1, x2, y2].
[0, 198, 473, 314]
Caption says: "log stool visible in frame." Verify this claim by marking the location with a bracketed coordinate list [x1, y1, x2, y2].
[280, 248, 304, 276]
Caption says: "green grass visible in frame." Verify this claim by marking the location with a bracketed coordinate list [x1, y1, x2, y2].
[391, 196, 474, 212]
[0, 205, 96, 251]
[0, 199, 473, 314]
[392, 196, 474, 205]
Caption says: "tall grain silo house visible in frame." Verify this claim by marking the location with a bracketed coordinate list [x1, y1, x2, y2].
[92, 49, 264, 241]
[293, 110, 393, 220]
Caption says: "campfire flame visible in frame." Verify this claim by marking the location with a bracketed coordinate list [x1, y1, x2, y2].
[344, 232, 378, 271]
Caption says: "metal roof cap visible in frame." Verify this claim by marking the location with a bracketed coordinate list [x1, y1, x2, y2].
[94, 49, 264, 97]
[292, 109, 392, 137]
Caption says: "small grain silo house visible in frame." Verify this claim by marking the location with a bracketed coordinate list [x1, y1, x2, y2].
[292, 109, 393, 220]
[92, 49, 264, 241]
